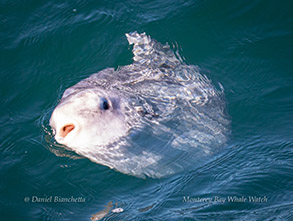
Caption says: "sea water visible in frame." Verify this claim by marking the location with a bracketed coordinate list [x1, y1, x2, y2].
[0, 0, 292, 220]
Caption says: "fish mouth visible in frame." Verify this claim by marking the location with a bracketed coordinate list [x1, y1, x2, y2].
[59, 123, 75, 138]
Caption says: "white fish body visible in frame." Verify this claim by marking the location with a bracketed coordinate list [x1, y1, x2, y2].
[49, 32, 230, 178]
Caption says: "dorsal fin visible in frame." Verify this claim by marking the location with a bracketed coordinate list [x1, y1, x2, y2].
[125, 32, 180, 69]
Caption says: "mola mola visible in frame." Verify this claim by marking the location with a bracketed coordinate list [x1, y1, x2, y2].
[49, 32, 230, 178]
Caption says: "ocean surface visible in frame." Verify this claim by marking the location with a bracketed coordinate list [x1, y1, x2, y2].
[1, 0, 292, 220]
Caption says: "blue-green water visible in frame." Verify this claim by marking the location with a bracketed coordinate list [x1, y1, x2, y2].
[1, 0, 292, 220]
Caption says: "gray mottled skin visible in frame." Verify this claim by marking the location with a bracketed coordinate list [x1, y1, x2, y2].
[49, 32, 230, 178]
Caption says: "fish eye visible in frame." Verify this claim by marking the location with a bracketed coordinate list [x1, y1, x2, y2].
[100, 98, 109, 110]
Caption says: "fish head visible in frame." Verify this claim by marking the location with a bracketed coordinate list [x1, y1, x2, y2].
[50, 87, 129, 150]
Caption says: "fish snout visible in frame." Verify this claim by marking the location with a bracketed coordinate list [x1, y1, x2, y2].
[59, 123, 75, 138]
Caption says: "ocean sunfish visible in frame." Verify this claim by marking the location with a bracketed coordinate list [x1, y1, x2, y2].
[49, 32, 230, 178]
